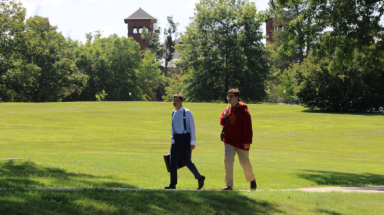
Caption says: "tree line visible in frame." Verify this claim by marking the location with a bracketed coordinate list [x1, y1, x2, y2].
[265, 0, 384, 112]
[0, 0, 271, 103]
[2, 0, 383, 112]
[158, 0, 384, 112]
[0, 0, 163, 102]
[164, 0, 270, 103]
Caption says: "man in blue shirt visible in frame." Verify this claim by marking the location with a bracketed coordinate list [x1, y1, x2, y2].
[165, 94, 205, 190]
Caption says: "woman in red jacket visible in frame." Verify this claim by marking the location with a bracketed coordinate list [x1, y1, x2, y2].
[220, 89, 257, 190]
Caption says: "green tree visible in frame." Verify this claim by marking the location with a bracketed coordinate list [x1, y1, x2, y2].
[265, 9, 298, 103]
[163, 16, 179, 77]
[1, 1, 89, 102]
[1, 1, 151, 102]
[276, 69, 295, 104]
[285, 45, 384, 111]
[2, 13, 87, 102]
[176, 0, 269, 102]
[268, 9, 301, 72]
[103, 35, 143, 100]
[269, 0, 384, 73]
[0, 0, 26, 101]
[70, 34, 144, 101]
[265, 77, 282, 103]
[137, 50, 165, 100]
[162, 73, 187, 102]
[69, 32, 110, 101]
[141, 19, 164, 60]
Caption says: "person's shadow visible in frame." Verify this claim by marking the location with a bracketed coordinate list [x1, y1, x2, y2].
[0, 161, 283, 214]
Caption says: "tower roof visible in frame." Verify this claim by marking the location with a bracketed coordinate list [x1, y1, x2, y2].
[124, 8, 156, 23]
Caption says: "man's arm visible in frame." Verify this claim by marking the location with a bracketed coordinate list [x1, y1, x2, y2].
[170, 113, 175, 144]
[188, 111, 197, 146]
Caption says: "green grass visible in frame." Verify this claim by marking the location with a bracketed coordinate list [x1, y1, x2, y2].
[1, 102, 384, 214]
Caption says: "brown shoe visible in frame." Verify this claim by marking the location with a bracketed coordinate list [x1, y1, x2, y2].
[221, 186, 233, 190]
[250, 180, 257, 190]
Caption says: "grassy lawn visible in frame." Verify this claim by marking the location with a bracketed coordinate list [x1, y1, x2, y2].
[1, 102, 384, 214]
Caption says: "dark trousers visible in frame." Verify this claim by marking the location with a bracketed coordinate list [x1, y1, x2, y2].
[170, 133, 201, 184]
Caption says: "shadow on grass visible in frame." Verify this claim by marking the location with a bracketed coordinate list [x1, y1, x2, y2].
[0, 161, 132, 188]
[0, 161, 283, 214]
[301, 109, 384, 117]
[0, 189, 283, 215]
[297, 170, 384, 186]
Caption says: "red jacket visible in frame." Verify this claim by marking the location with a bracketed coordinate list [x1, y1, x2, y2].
[220, 102, 253, 151]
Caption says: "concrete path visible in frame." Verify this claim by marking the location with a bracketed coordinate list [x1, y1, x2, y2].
[0, 186, 383, 193]
[0, 188, 250, 192]
[0, 158, 22, 161]
[285, 186, 384, 193]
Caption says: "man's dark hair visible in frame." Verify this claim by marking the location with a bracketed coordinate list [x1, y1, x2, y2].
[227, 89, 240, 98]
[172, 94, 183, 101]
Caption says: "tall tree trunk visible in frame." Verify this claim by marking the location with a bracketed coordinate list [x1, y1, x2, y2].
[306, 11, 312, 56]
[296, 6, 304, 63]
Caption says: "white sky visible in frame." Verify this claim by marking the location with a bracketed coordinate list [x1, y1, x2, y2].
[19, 0, 270, 43]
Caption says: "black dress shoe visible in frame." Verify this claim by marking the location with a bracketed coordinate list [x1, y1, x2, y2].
[165, 184, 176, 189]
[197, 176, 205, 190]
[221, 186, 233, 190]
[250, 179, 257, 190]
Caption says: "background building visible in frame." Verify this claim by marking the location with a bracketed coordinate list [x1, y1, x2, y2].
[265, 14, 275, 44]
[124, 8, 156, 51]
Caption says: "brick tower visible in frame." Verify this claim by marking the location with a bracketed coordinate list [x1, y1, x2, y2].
[124, 8, 156, 50]
[265, 16, 274, 44]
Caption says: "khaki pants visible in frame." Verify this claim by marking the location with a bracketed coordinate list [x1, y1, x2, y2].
[224, 143, 255, 187]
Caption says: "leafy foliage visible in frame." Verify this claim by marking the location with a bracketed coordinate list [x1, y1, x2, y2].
[0, 2, 87, 102]
[68, 34, 144, 101]
[141, 19, 164, 60]
[162, 73, 187, 102]
[275, 69, 295, 103]
[163, 16, 179, 77]
[137, 50, 165, 101]
[1, 0, 165, 102]
[268, 0, 384, 111]
[268, 9, 301, 72]
[177, 0, 269, 102]
[265, 9, 301, 103]
[269, 0, 384, 73]
[287, 46, 384, 111]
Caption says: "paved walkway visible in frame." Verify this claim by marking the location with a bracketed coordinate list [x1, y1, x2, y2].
[0, 158, 22, 161]
[1, 186, 384, 193]
[0, 188, 251, 192]
[286, 186, 384, 193]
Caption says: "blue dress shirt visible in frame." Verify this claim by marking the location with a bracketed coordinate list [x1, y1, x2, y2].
[170, 106, 197, 145]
